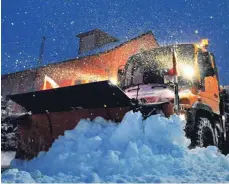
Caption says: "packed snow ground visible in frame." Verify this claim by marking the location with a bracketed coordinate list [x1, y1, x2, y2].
[2, 111, 229, 183]
[1, 152, 16, 167]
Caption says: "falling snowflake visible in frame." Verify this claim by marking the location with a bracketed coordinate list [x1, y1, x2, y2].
[11, 22, 14, 25]
[70, 21, 74, 25]
[194, 30, 199, 34]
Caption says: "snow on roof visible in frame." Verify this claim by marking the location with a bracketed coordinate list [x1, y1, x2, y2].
[76, 30, 155, 58]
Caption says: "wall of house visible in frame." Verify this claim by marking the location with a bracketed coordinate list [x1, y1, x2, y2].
[1, 70, 36, 112]
[1, 70, 36, 96]
[35, 33, 159, 90]
[1, 33, 158, 112]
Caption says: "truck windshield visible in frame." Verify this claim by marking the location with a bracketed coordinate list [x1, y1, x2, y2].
[143, 69, 164, 84]
[120, 44, 195, 88]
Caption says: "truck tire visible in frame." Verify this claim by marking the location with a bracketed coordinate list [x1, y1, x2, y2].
[193, 116, 217, 147]
[223, 88, 229, 154]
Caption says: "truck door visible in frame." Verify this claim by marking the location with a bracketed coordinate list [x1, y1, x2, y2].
[198, 51, 220, 114]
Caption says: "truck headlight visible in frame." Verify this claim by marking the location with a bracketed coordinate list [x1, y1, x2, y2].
[182, 65, 194, 79]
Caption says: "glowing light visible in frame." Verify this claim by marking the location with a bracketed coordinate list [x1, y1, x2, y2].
[43, 75, 59, 90]
[197, 39, 209, 50]
[109, 78, 118, 85]
[200, 39, 209, 47]
[181, 65, 195, 79]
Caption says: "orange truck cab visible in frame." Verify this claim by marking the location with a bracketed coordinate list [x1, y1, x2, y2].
[117, 39, 228, 152]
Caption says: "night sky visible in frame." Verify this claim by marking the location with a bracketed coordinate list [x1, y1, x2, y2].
[2, 0, 229, 84]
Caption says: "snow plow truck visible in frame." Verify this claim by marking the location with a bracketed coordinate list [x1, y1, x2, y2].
[8, 39, 229, 159]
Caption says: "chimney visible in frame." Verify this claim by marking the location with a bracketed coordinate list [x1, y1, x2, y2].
[76, 29, 119, 54]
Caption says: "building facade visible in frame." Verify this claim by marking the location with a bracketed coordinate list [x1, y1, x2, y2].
[1, 30, 159, 112]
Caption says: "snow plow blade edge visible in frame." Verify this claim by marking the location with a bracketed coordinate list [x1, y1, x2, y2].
[8, 81, 132, 114]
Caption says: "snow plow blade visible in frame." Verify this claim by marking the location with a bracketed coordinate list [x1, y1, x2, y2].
[8, 81, 170, 160]
[8, 81, 132, 114]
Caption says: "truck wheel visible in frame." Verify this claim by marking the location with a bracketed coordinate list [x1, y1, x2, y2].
[225, 121, 229, 154]
[193, 117, 217, 147]
[223, 88, 229, 154]
[214, 120, 223, 148]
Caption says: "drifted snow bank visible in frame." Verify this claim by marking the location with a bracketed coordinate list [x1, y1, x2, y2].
[2, 111, 229, 183]
[1, 152, 16, 167]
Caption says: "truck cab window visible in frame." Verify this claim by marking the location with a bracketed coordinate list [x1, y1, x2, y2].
[143, 69, 164, 84]
[198, 51, 216, 90]
[198, 51, 214, 78]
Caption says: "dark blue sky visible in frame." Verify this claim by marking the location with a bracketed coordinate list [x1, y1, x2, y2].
[2, 0, 229, 84]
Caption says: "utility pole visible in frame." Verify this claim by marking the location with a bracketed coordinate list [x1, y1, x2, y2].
[32, 36, 46, 91]
[37, 36, 46, 65]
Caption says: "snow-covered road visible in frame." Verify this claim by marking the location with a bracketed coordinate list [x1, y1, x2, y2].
[1, 152, 16, 167]
[2, 111, 229, 183]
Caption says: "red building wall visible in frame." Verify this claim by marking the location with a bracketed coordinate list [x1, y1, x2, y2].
[2, 32, 159, 99]
[35, 33, 158, 90]
[1, 32, 158, 112]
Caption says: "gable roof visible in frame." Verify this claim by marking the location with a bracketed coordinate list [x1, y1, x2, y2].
[2, 31, 158, 77]
[77, 30, 158, 58]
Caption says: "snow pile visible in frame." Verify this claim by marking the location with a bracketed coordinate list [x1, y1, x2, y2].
[1, 152, 16, 167]
[2, 111, 229, 183]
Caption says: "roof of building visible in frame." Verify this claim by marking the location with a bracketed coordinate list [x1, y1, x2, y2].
[2, 30, 158, 77]
[77, 30, 157, 58]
